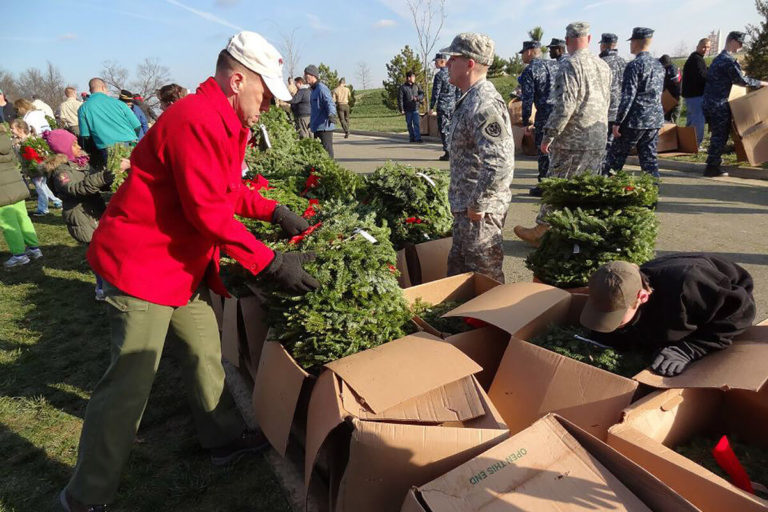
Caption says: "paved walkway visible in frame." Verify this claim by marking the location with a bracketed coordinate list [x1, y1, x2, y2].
[335, 132, 768, 319]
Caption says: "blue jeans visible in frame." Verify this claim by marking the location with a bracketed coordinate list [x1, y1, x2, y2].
[685, 96, 705, 147]
[405, 110, 421, 141]
[31, 176, 61, 213]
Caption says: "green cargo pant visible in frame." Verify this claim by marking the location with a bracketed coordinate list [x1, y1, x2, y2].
[66, 282, 245, 504]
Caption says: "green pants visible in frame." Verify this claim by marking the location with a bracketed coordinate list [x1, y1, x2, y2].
[67, 282, 245, 504]
[0, 200, 39, 255]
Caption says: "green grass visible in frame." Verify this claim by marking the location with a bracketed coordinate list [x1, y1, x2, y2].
[348, 75, 519, 134]
[0, 201, 290, 511]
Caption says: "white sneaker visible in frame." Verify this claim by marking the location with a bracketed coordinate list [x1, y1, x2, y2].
[25, 247, 43, 260]
[4, 254, 30, 268]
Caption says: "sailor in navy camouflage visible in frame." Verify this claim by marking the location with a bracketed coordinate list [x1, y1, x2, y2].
[430, 52, 461, 159]
[702, 31, 767, 176]
[519, 40, 556, 182]
[604, 27, 665, 178]
[599, 33, 627, 147]
[442, 32, 515, 283]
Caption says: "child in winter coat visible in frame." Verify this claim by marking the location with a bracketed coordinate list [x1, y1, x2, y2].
[10, 118, 62, 215]
[42, 129, 123, 299]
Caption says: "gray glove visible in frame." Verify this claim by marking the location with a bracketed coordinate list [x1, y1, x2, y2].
[651, 345, 695, 376]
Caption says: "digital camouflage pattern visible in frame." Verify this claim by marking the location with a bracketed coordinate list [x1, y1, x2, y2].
[520, 57, 557, 178]
[600, 48, 626, 123]
[604, 127, 661, 177]
[430, 66, 461, 152]
[447, 211, 506, 283]
[615, 51, 664, 129]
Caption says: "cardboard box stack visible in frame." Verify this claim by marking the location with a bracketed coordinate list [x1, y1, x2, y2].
[508, 99, 537, 156]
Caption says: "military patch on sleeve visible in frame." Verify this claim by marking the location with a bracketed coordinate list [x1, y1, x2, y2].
[479, 113, 508, 142]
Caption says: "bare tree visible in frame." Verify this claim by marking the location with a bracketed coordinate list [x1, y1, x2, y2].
[356, 61, 372, 90]
[279, 28, 303, 80]
[130, 57, 171, 110]
[16, 63, 66, 107]
[672, 40, 690, 57]
[101, 60, 130, 94]
[0, 69, 21, 101]
[406, 0, 446, 111]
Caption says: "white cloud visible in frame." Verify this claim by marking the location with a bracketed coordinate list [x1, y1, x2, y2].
[58, 33, 77, 41]
[373, 19, 397, 28]
[165, 0, 243, 31]
[306, 13, 332, 32]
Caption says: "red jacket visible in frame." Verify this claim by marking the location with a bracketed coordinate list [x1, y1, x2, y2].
[87, 78, 277, 306]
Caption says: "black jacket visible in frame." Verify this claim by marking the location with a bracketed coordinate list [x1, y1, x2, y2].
[47, 160, 111, 243]
[682, 52, 707, 98]
[290, 87, 311, 117]
[0, 103, 16, 123]
[398, 82, 424, 112]
[663, 64, 682, 99]
[596, 253, 755, 361]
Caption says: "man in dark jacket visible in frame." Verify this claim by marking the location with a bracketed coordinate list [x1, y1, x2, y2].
[682, 38, 711, 146]
[581, 253, 756, 377]
[659, 55, 681, 123]
[398, 70, 425, 143]
[290, 76, 312, 139]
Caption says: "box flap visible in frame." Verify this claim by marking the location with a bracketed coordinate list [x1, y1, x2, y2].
[414, 238, 453, 284]
[633, 326, 768, 391]
[662, 90, 679, 114]
[252, 341, 310, 455]
[414, 414, 651, 512]
[341, 376, 485, 423]
[490, 338, 637, 440]
[221, 297, 240, 366]
[729, 85, 748, 102]
[325, 332, 481, 414]
[402, 272, 501, 307]
[676, 126, 699, 154]
[729, 86, 768, 137]
[444, 282, 572, 337]
[210, 290, 225, 330]
[444, 327, 510, 390]
[304, 370, 346, 489]
[657, 123, 679, 153]
[396, 249, 412, 288]
[239, 294, 268, 377]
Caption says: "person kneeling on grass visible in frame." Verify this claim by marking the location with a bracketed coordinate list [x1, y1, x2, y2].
[42, 129, 127, 300]
[580, 253, 756, 377]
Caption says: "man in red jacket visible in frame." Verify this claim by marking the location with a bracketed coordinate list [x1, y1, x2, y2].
[61, 31, 318, 512]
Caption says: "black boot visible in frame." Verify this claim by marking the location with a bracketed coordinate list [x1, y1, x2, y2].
[528, 186, 543, 197]
[438, 151, 449, 161]
[703, 164, 728, 177]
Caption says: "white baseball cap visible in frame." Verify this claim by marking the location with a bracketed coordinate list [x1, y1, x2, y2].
[225, 31, 292, 101]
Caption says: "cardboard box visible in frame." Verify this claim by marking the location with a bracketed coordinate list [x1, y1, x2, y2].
[402, 413, 698, 512]
[402, 272, 501, 338]
[442, 283, 641, 440]
[608, 322, 768, 512]
[304, 333, 510, 512]
[729, 86, 768, 166]
[508, 98, 536, 126]
[418, 113, 438, 137]
[395, 248, 412, 288]
[402, 237, 453, 286]
[656, 123, 698, 155]
[662, 89, 679, 114]
[511, 125, 538, 156]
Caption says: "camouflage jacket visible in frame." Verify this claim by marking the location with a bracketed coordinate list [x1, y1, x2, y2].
[519, 58, 553, 125]
[543, 48, 611, 150]
[600, 49, 627, 122]
[448, 78, 514, 216]
[615, 51, 665, 129]
[430, 67, 460, 112]
[703, 50, 762, 110]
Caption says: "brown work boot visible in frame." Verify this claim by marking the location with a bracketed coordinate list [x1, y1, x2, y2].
[513, 223, 549, 248]
[59, 489, 108, 512]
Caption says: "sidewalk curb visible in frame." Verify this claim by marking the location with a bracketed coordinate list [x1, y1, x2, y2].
[344, 129, 441, 143]
[633, 156, 768, 181]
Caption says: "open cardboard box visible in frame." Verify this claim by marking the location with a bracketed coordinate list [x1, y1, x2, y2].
[402, 413, 698, 512]
[439, 283, 641, 440]
[304, 332, 510, 512]
[729, 85, 768, 166]
[402, 272, 501, 338]
[657, 123, 699, 155]
[511, 125, 538, 156]
[662, 89, 679, 115]
[607, 322, 768, 512]
[401, 237, 453, 287]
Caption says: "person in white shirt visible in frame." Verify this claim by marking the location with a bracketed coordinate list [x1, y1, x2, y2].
[31, 95, 55, 119]
[15, 98, 51, 136]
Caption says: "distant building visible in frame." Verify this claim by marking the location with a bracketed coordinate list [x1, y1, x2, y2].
[707, 30, 721, 55]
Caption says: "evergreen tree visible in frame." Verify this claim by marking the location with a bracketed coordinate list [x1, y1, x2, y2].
[382, 45, 426, 111]
[488, 54, 507, 78]
[745, 0, 768, 78]
[505, 55, 525, 77]
[528, 26, 544, 42]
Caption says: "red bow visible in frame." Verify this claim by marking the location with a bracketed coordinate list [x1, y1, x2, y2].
[405, 217, 424, 224]
[712, 435, 754, 494]
[624, 186, 635, 191]
[302, 199, 319, 219]
[243, 174, 270, 191]
[289, 221, 323, 245]
[464, 317, 488, 328]
[387, 264, 397, 274]
[22, 146, 43, 163]
[301, 168, 320, 196]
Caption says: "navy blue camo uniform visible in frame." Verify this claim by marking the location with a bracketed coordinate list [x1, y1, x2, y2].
[519, 41, 557, 181]
[604, 27, 664, 178]
[599, 33, 627, 147]
[703, 31, 764, 174]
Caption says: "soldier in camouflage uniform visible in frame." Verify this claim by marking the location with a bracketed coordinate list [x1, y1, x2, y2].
[519, 40, 555, 194]
[441, 32, 515, 283]
[703, 31, 767, 177]
[603, 28, 665, 178]
[599, 33, 626, 147]
[430, 52, 461, 161]
[514, 22, 610, 247]
[547, 37, 568, 69]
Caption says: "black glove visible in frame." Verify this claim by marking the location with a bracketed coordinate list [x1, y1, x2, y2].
[263, 251, 320, 294]
[329, 115, 338, 125]
[272, 204, 309, 236]
[650, 345, 696, 376]
[102, 169, 115, 186]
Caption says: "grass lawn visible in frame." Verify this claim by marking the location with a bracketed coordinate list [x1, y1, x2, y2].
[348, 75, 518, 134]
[0, 201, 290, 511]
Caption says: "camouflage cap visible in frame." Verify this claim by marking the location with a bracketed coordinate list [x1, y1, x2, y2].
[547, 38, 566, 48]
[727, 31, 747, 44]
[566, 22, 590, 38]
[440, 32, 495, 66]
[518, 40, 542, 54]
[628, 27, 654, 40]
[600, 33, 618, 44]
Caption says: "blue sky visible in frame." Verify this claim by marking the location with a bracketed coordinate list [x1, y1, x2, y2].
[2, 0, 763, 94]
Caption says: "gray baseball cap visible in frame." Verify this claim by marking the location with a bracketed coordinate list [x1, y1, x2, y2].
[440, 33, 495, 66]
[566, 22, 590, 38]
